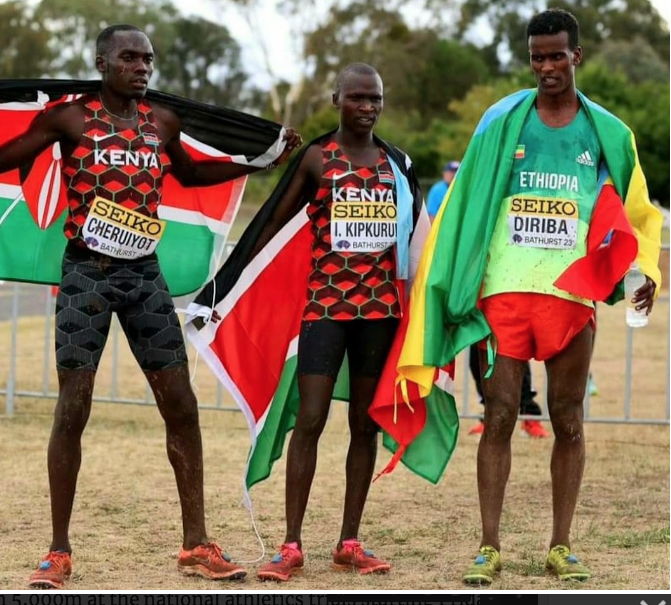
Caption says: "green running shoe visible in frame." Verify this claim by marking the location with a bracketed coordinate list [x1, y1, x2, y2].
[463, 545, 501, 585]
[546, 545, 591, 581]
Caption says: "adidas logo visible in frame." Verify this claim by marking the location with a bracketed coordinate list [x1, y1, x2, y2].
[576, 150, 595, 166]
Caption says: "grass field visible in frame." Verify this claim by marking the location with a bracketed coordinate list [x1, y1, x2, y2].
[0, 248, 668, 591]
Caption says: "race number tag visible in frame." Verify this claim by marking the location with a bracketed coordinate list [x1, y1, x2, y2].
[82, 197, 166, 259]
[508, 196, 578, 250]
[330, 201, 397, 252]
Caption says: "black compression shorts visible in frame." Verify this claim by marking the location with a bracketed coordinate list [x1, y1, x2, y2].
[297, 318, 399, 380]
[55, 243, 188, 371]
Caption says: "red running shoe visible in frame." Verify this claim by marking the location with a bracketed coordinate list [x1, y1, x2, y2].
[332, 539, 390, 574]
[469, 421, 485, 436]
[178, 542, 247, 580]
[257, 542, 304, 582]
[521, 419, 550, 438]
[28, 551, 72, 589]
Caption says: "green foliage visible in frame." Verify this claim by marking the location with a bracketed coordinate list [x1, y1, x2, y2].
[594, 37, 669, 84]
[579, 60, 670, 204]
[300, 4, 492, 127]
[34, 0, 179, 78]
[156, 16, 248, 106]
[0, 0, 54, 78]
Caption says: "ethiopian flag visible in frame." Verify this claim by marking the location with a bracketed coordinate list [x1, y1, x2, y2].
[395, 88, 663, 419]
[186, 131, 459, 492]
[0, 79, 285, 296]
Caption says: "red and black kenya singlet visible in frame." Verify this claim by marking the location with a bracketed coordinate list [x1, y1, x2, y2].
[61, 96, 170, 244]
[303, 139, 401, 321]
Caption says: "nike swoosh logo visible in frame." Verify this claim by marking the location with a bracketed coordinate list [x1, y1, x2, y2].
[92, 133, 116, 142]
[331, 170, 358, 181]
[193, 556, 211, 564]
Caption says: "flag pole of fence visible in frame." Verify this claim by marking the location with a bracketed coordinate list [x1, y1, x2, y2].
[6, 283, 20, 417]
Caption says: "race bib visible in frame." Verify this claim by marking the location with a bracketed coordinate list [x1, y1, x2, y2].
[330, 201, 397, 252]
[507, 196, 578, 250]
[82, 197, 165, 259]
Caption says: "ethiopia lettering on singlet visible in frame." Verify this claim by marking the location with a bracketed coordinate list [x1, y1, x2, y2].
[507, 171, 580, 250]
[330, 183, 397, 252]
[82, 197, 166, 259]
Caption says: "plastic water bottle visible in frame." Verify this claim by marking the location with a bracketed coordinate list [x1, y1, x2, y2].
[624, 262, 648, 328]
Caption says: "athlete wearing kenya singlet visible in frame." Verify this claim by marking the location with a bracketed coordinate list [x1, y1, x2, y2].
[304, 139, 400, 321]
[53, 94, 184, 371]
[256, 64, 411, 581]
[0, 24, 303, 588]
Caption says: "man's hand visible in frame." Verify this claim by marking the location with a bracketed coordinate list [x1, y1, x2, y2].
[633, 276, 656, 315]
[273, 128, 303, 166]
[209, 310, 222, 324]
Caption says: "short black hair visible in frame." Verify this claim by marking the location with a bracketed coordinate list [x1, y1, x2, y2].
[526, 9, 580, 50]
[334, 63, 380, 98]
[96, 24, 143, 56]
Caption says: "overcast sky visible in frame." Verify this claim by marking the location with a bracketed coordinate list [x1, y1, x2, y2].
[175, 0, 670, 88]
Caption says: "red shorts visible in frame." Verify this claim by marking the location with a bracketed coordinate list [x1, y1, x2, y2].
[478, 293, 595, 362]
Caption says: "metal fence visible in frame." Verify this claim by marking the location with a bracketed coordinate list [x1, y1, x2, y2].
[1, 244, 669, 425]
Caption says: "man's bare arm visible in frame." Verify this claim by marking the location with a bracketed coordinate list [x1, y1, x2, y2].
[0, 105, 79, 174]
[249, 144, 322, 259]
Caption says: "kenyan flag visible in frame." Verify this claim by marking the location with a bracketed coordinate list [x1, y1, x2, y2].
[0, 80, 285, 296]
[186, 135, 460, 494]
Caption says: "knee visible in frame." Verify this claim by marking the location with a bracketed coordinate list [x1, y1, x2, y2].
[159, 390, 199, 428]
[54, 375, 94, 434]
[294, 408, 329, 442]
[483, 401, 518, 441]
[550, 402, 584, 443]
[53, 398, 89, 435]
[348, 407, 379, 441]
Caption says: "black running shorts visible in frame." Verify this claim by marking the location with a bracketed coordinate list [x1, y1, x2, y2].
[55, 243, 188, 371]
[297, 318, 399, 379]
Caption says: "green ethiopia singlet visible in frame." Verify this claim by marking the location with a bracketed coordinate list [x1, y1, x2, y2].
[483, 107, 601, 305]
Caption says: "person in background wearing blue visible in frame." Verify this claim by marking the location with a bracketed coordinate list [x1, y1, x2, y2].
[427, 160, 459, 221]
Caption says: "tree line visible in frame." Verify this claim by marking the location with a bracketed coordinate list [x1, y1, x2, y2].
[1, 0, 669, 204]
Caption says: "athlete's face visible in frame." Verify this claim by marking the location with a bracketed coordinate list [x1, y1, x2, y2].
[97, 31, 154, 99]
[528, 32, 581, 97]
[333, 73, 383, 135]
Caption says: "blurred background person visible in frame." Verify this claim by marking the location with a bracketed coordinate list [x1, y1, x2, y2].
[427, 160, 460, 221]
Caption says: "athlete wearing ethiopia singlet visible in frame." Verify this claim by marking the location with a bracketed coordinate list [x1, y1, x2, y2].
[55, 94, 183, 372]
[479, 106, 599, 361]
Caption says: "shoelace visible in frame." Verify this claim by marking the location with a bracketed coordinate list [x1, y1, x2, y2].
[342, 540, 375, 558]
[202, 542, 231, 562]
[554, 546, 580, 564]
[39, 551, 69, 571]
[271, 544, 301, 564]
[474, 547, 497, 565]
